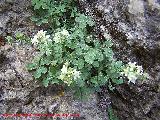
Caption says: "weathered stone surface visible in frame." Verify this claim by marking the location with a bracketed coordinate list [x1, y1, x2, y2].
[0, 1, 103, 120]
[95, 0, 160, 49]
[79, 0, 160, 119]
[0, 44, 103, 120]
[1, 0, 160, 120]
[0, 0, 36, 37]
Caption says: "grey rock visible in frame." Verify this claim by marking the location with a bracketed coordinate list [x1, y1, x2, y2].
[0, 14, 10, 35]
[1, 0, 160, 120]
[79, 0, 160, 119]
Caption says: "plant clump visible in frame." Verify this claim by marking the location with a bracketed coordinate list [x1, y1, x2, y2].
[6, 0, 149, 100]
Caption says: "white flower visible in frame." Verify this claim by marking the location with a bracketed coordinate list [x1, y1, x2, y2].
[53, 32, 61, 43]
[128, 73, 137, 84]
[31, 35, 39, 44]
[128, 62, 136, 69]
[61, 65, 68, 74]
[86, 35, 92, 40]
[136, 65, 143, 74]
[46, 35, 52, 42]
[73, 69, 81, 80]
[59, 74, 65, 80]
[53, 29, 69, 43]
[122, 61, 148, 84]
[36, 30, 46, 39]
[59, 62, 81, 86]
[61, 29, 70, 36]
[100, 25, 105, 31]
[31, 30, 51, 45]
[122, 67, 130, 76]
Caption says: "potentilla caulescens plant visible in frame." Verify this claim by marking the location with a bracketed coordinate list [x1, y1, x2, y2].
[13, 0, 149, 100]
[27, 27, 121, 98]
[26, 27, 149, 100]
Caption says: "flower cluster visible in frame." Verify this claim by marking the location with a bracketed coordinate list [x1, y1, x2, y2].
[53, 29, 70, 43]
[121, 62, 148, 84]
[59, 62, 81, 86]
[31, 30, 51, 45]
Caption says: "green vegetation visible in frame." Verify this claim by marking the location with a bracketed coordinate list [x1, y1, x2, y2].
[27, 0, 126, 99]
[6, 0, 148, 101]
[108, 107, 119, 120]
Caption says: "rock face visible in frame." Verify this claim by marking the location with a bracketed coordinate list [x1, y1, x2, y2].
[0, 1, 103, 120]
[0, 44, 103, 120]
[1, 0, 160, 120]
[79, 0, 160, 120]
[95, 0, 160, 48]
[0, 0, 36, 37]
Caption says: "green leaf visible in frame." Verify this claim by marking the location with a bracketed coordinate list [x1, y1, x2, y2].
[49, 66, 57, 77]
[73, 58, 84, 69]
[42, 3, 48, 9]
[41, 67, 48, 74]
[75, 14, 94, 28]
[117, 78, 124, 84]
[41, 18, 48, 23]
[42, 78, 50, 87]
[30, 16, 39, 22]
[34, 3, 42, 10]
[31, 0, 39, 5]
[108, 107, 119, 120]
[40, 57, 51, 66]
[104, 40, 113, 48]
[73, 29, 85, 39]
[33, 66, 47, 79]
[5, 36, 13, 44]
[73, 87, 82, 100]
[112, 78, 123, 85]
[76, 78, 85, 87]
[81, 68, 90, 80]
[108, 82, 115, 91]
[80, 43, 89, 51]
[84, 48, 98, 64]
[59, 4, 66, 12]
[36, 20, 43, 26]
[94, 40, 101, 48]
[77, 59, 84, 69]
[75, 14, 88, 29]
[113, 61, 123, 69]
[74, 87, 92, 101]
[15, 32, 24, 39]
[98, 73, 108, 85]
[71, 7, 77, 17]
[34, 70, 42, 79]
[51, 78, 60, 84]
[86, 17, 95, 26]
[97, 52, 104, 62]
[91, 77, 98, 87]
[93, 86, 101, 92]
[27, 63, 38, 70]
[33, 55, 42, 63]
[75, 47, 83, 55]
[55, 19, 61, 26]
[103, 48, 113, 59]
[93, 61, 99, 67]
